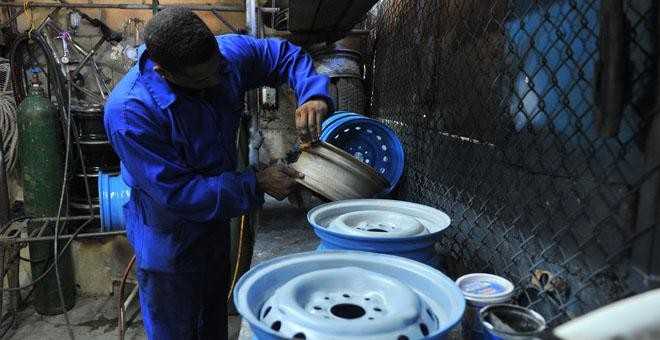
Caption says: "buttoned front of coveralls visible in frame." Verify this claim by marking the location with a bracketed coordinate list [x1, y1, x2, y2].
[104, 34, 332, 339]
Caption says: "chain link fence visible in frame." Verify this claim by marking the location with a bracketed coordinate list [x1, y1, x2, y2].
[366, 0, 658, 325]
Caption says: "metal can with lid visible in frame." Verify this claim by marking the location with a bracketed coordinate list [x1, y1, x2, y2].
[456, 273, 515, 339]
[479, 304, 546, 339]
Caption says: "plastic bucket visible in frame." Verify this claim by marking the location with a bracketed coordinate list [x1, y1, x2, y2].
[456, 273, 515, 339]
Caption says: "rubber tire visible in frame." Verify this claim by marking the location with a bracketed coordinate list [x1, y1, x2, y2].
[329, 81, 339, 112]
[336, 77, 366, 114]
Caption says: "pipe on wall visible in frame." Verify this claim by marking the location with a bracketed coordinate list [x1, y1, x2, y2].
[631, 0, 660, 290]
[0, 2, 244, 11]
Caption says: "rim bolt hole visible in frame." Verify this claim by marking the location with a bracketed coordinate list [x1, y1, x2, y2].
[271, 321, 282, 331]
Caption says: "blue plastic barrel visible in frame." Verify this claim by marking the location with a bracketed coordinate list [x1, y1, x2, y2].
[98, 172, 131, 231]
[320, 113, 404, 196]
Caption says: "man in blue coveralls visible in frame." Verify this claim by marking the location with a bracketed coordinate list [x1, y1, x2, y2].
[104, 8, 332, 339]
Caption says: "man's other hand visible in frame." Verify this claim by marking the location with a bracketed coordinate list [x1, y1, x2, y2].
[255, 164, 304, 200]
[295, 99, 328, 143]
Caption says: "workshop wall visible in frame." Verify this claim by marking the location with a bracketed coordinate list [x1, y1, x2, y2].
[11, 0, 244, 87]
[5, 0, 245, 296]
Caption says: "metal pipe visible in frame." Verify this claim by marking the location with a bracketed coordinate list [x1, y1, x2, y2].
[0, 2, 244, 11]
[212, 10, 239, 33]
[245, 0, 257, 36]
[71, 37, 105, 81]
[21, 230, 125, 243]
[122, 285, 139, 314]
[595, 0, 627, 137]
[246, 0, 261, 167]
[267, 29, 372, 38]
[258, 7, 279, 14]
[631, 0, 660, 291]
[30, 215, 92, 222]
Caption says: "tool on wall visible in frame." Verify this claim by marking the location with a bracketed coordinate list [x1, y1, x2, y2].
[110, 18, 143, 71]
[67, 11, 81, 36]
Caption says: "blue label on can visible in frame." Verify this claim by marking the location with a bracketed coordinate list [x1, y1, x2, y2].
[463, 280, 505, 296]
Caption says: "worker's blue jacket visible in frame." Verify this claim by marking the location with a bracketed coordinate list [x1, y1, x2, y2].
[104, 34, 332, 274]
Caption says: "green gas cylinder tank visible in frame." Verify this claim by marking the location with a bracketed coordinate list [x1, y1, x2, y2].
[18, 70, 76, 315]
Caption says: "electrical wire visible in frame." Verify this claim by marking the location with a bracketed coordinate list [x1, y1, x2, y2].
[23, 1, 36, 40]
[52, 73, 75, 340]
[227, 215, 246, 303]
[0, 307, 17, 339]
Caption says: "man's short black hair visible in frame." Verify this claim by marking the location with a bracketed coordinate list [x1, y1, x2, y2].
[144, 7, 218, 72]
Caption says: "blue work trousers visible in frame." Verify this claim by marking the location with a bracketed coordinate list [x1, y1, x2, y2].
[136, 248, 230, 340]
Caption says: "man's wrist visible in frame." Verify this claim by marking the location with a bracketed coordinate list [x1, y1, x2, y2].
[249, 165, 264, 193]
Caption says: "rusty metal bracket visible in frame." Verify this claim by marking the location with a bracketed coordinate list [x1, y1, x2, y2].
[531, 270, 569, 300]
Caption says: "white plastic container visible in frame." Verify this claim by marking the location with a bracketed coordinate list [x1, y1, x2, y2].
[456, 273, 515, 339]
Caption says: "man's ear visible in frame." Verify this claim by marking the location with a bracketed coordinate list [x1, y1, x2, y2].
[152, 64, 169, 79]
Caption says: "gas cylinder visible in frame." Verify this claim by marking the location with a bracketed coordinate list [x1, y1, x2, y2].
[18, 70, 76, 315]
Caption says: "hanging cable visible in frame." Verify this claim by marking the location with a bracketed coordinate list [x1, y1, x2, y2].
[52, 74, 75, 340]
[227, 215, 246, 303]
[23, 1, 36, 40]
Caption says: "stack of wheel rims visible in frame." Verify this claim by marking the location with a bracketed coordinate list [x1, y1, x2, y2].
[69, 102, 120, 228]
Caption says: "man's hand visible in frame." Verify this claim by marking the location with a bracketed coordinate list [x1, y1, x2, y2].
[255, 164, 304, 200]
[295, 99, 328, 143]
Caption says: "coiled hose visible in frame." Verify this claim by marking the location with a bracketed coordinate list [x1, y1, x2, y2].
[0, 91, 18, 174]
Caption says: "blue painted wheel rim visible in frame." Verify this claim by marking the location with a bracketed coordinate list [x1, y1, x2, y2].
[321, 111, 359, 131]
[234, 250, 465, 340]
[307, 199, 451, 267]
[98, 172, 131, 231]
[321, 114, 404, 196]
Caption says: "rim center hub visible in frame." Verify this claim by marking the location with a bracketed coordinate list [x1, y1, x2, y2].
[328, 210, 428, 237]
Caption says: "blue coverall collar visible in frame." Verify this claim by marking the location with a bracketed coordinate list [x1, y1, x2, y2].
[138, 47, 177, 110]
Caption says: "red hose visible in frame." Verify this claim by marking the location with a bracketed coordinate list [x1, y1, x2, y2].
[117, 255, 136, 340]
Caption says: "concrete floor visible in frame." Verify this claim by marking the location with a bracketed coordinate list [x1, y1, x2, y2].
[5, 197, 320, 340]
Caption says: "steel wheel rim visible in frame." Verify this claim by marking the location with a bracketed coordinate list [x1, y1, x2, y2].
[234, 250, 465, 340]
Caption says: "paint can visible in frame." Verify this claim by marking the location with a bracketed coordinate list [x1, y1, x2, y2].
[456, 273, 515, 339]
[479, 304, 546, 339]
